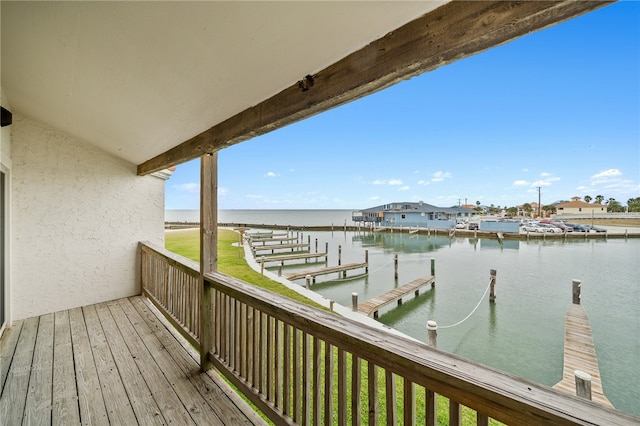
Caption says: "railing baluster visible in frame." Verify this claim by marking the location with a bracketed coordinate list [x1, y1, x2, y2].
[313, 336, 322, 426]
[246, 305, 254, 386]
[302, 332, 311, 426]
[425, 388, 437, 426]
[385, 370, 396, 426]
[368, 362, 378, 426]
[351, 354, 361, 426]
[404, 378, 415, 426]
[293, 328, 301, 423]
[324, 342, 334, 426]
[338, 347, 347, 426]
[275, 319, 282, 409]
[449, 400, 461, 426]
[283, 323, 291, 416]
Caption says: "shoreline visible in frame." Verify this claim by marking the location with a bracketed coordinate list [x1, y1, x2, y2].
[166, 221, 640, 239]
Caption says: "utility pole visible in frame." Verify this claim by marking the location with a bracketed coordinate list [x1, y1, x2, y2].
[537, 186, 541, 218]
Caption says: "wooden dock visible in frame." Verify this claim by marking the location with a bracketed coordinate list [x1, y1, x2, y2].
[285, 262, 368, 282]
[249, 236, 298, 244]
[252, 243, 310, 253]
[553, 303, 613, 408]
[358, 276, 435, 318]
[258, 252, 328, 265]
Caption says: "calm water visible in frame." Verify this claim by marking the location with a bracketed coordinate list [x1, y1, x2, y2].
[166, 209, 640, 416]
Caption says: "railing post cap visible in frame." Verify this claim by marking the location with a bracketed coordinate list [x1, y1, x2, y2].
[427, 320, 438, 330]
[352, 292, 358, 296]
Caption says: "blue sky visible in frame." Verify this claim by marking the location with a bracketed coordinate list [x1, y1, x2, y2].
[166, 2, 639, 210]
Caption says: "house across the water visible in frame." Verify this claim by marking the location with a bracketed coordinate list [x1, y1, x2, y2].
[352, 201, 475, 230]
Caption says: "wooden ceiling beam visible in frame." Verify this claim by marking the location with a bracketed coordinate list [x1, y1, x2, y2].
[137, 0, 612, 176]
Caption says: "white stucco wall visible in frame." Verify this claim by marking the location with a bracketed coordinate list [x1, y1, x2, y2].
[11, 114, 165, 320]
[1, 88, 12, 328]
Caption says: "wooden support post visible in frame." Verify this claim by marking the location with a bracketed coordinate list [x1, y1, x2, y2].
[489, 269, 497, 303]
[394, 254, 398, 279]
[575, 370, 592, 400]
[278, 265, 282, 277]
[315, 238, 318, 253]
[572, 279, 581, 305]
[325, 242, 329, 263]
[427, 320, 437, 348]
[305, 275, 311, 290]
[430, 258, 435, 280]
[365, 249, 369, 273]
[352, 292, 358, 312]
[338, 245, 342, 266]
[330, 300, 335, 312]
[261, 256, 265, 275]
[199, 152, 217, 371]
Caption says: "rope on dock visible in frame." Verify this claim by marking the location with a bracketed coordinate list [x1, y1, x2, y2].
[439, 280, 491, 329]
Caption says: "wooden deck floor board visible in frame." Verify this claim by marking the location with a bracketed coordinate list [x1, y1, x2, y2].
[0, 316, 38, 425]
[358, 276, 435, 317]
[53, 310, 82, 425]
[0, 295, 266, 425]
[68, 306, 109, 425]
[82, 303, 139, 424]
[107, 300, 196, 425]
[23, 312, 53, 425]
[0, 319, 23, 390]
[116, 298, 226, 425]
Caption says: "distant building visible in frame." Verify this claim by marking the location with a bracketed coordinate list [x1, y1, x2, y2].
[352, 201, 475, 230]
[556, 196, 606, 215]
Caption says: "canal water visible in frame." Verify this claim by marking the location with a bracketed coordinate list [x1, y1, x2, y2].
[264, 229, 639, 417]
[167, 209, 639, 416]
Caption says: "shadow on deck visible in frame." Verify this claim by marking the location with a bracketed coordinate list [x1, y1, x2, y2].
[0, 296, 267, 425]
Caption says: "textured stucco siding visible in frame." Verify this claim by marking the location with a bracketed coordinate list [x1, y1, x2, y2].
[11, 114, 165, 320]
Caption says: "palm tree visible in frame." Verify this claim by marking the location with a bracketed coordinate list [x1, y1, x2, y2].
[584, 195, 592, 203]
[595, 195, 604, 204]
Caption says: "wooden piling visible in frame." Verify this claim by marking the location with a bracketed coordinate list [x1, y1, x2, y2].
[489, 269, 497, 303]
[427, 320, 437, 348]
[365, 250, 369, 273]
[338, 245, 342, 266]
[575, 370, 592, 401]
[306, 275, 311, 289]
[394, 254, 398, 279]
[572, 279, 581, 305]
[352, 292, 358, 312]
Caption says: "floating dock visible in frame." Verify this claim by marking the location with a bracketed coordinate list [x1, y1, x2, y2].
[358, 276, 435, 318]
[252, 243, 310, 254]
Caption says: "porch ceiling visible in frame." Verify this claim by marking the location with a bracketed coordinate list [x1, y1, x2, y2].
[1, 1, 443, 165]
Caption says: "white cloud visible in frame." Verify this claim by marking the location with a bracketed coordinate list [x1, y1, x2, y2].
[429, 171, 452, 183]
[265, 171, 279, 177]
[398, 186, 410, 191]
[417, 180, 430, 186]
[540, 172, 552, 177]
[371, 178, 403, 186]
[172, 183, 199, 193]
[513, 180, 529, 186]
[592, 169, 622, 179]
[388, 179, 403, 186]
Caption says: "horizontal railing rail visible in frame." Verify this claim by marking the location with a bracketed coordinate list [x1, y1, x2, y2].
[140, 241, 200, 348]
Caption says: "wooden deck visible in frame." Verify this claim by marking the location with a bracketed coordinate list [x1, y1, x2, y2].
[553, 304, 613, 408]
[285, 262, 368, 281]
[358, 276, 435, 318]
[0, 296, 266, 425]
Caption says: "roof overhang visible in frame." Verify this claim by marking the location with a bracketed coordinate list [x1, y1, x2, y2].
[1, 1, 613, 175]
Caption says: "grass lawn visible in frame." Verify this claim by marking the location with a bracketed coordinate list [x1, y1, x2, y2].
[165, 228, 500, 425]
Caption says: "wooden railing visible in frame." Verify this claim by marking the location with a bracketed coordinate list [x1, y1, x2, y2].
[140, 242, 636, 425]
[140, 242, 200, 348]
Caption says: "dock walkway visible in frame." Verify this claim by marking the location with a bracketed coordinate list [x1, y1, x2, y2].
[358, 276, 435, 318]
[553, 303, 613, 408]
[285, 262, 368, 282]
[252, 243, 310, 253]
[258, 252, 328, 265]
